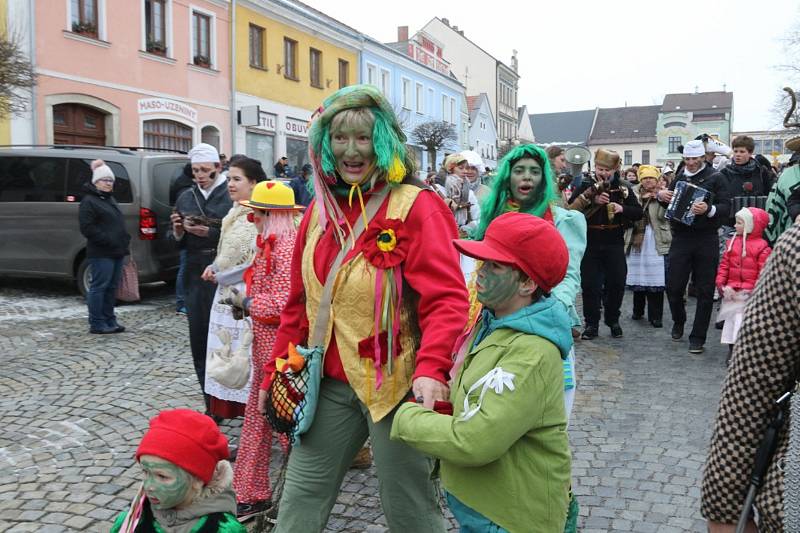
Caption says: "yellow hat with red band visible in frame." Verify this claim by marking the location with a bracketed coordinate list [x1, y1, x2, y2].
[239, 180, 304, 211]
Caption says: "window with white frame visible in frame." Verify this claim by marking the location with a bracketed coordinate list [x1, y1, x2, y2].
[145, 0, 167, 54]
[427, 87, 433, 113]
[71, 0, 99, 37]
[415, 83, 423, 114]
[450, 97, 456, 125]
[401, 78, 411, 109]
[366, 64, 377, 87]
[191, 8, 214, 68]
[442, 94, 448, 122]
[382, 70, 391, 98]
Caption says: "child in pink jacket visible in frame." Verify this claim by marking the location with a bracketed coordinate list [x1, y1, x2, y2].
[716, 207, 771, 358]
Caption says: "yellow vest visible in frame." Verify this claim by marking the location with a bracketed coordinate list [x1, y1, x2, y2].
[302, 185, 423, 422]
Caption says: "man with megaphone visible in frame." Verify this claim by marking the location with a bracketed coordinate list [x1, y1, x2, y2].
[568, 148, 643, 340]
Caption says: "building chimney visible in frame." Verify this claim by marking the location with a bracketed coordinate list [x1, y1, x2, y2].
[442, 17, 449, 26]
[453, 25, 458, 31]
[511, 49, 518, 73]
[397, 26, 408, 42]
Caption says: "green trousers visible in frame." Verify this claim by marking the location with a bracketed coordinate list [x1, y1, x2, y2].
[274, 378, 445, 532]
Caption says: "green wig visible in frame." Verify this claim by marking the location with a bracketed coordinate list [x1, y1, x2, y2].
[474, 144, 556, 240]
[308, 84, 415, 187]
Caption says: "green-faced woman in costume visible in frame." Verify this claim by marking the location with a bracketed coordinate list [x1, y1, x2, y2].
[476, 143, 587, 331]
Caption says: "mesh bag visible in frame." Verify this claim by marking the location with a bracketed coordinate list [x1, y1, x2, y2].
[264, 344, 322, 444]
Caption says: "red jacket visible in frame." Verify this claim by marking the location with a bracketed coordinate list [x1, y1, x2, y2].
[262, 185, 469, 390]
[716, 208, 772, 291]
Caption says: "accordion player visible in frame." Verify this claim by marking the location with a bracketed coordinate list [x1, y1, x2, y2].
[665, 180, 711, 226]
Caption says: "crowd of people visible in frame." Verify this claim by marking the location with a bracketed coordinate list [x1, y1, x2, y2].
[75, 84, 800, 531]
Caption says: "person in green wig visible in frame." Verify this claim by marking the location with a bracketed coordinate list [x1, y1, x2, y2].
[475, 144, 587, 417]
[258, 84, 469, 532]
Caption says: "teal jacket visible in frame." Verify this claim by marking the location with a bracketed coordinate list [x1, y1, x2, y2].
[551, 206, 587, 329]
[391, 297, 572, 533]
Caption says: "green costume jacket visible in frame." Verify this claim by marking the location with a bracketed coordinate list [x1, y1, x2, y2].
[391, 297, 572, 533]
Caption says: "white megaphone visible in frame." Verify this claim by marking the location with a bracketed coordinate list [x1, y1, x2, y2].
[564, 146, 591, 178]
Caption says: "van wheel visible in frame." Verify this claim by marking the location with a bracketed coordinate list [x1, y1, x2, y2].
[76, 258, 92, 298]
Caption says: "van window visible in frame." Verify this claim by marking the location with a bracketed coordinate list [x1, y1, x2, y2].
[152, 161, 189, 207]
[0, 156, 68, 202]
[65, 159, 133, 203]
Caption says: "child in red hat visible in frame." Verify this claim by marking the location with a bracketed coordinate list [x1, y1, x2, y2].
[110, 409, 245, 532]
[391, 212, 573, 532]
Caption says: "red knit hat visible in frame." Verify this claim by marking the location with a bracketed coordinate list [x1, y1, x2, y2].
[135, 409, 229, 484]
[453, 212, 568, 293]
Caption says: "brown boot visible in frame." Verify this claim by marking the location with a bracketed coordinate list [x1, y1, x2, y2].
[350, 446, 372, 469]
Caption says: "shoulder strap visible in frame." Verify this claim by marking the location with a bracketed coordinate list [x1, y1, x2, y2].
[309, 187, 389, 347]
[191, 187, 207, 218]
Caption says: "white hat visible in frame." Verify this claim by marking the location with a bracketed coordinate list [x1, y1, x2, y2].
[460, 150, 483, 168]
[683, 140, 706, 158]
[91, 159, 114, 184]
[188, 143, 220, 164]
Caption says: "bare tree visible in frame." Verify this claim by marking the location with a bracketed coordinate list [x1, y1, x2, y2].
[0, 31, 36, 119]
[411, 120, 457, 170]
[772, 15, 800, 128]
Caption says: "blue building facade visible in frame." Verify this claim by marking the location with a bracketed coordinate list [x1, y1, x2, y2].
[360, 39, 464, 172]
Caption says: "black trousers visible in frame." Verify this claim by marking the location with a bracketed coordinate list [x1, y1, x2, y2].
[581, 243, 627, 327]
[632, 290, 664, 322]
[666, 232, 719, 344]
[184, 252, 217, 401]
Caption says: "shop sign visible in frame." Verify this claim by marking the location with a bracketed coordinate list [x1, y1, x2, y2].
[284, 117, 308, 137]
[257, 111, 277, 133]
[137, 98, 197, 123]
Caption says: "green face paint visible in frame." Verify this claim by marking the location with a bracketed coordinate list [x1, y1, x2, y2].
[331, 115, 375, 185]
[140, 457, 193, 510]
[509, 157, 543, 207]
[476, 261, 521, 310]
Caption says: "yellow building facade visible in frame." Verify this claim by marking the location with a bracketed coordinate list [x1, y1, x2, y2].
[234, 2, 359, 174]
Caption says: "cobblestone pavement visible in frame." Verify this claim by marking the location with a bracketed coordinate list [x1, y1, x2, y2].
[0, 278, 728, 532]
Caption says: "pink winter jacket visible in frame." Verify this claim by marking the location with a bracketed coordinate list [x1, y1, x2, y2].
[716, 208, 772, 291]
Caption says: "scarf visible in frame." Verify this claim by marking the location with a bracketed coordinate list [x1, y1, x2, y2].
[467, 177, 482, 195]
[629, 195, 656, 252]
[725, 158, 757, 177]
[197, 173, 226, 200]
[682, 163, 707, 179]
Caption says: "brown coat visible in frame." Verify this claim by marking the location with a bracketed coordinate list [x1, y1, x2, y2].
[701, 224, 800, 530]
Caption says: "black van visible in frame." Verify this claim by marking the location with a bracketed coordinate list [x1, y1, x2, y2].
[0, 145, 189, 294]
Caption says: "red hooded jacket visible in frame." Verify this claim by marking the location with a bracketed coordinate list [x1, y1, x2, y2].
[716, 207, 772, 291]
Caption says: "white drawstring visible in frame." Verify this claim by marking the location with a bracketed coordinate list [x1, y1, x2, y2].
[458, 367, 516, 422]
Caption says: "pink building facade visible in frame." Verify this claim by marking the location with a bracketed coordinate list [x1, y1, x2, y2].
[31, 0, 230, 154]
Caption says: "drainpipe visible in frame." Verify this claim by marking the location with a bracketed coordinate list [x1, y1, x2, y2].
[229, 0, 236, 154]
[28, 0, 37, 144]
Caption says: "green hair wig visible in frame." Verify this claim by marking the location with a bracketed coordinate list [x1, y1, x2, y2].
[474, 144, 556, 240]
[308, 84, 415, 186]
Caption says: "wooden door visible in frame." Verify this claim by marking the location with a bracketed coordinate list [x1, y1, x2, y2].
[53, 103, 106, 146]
